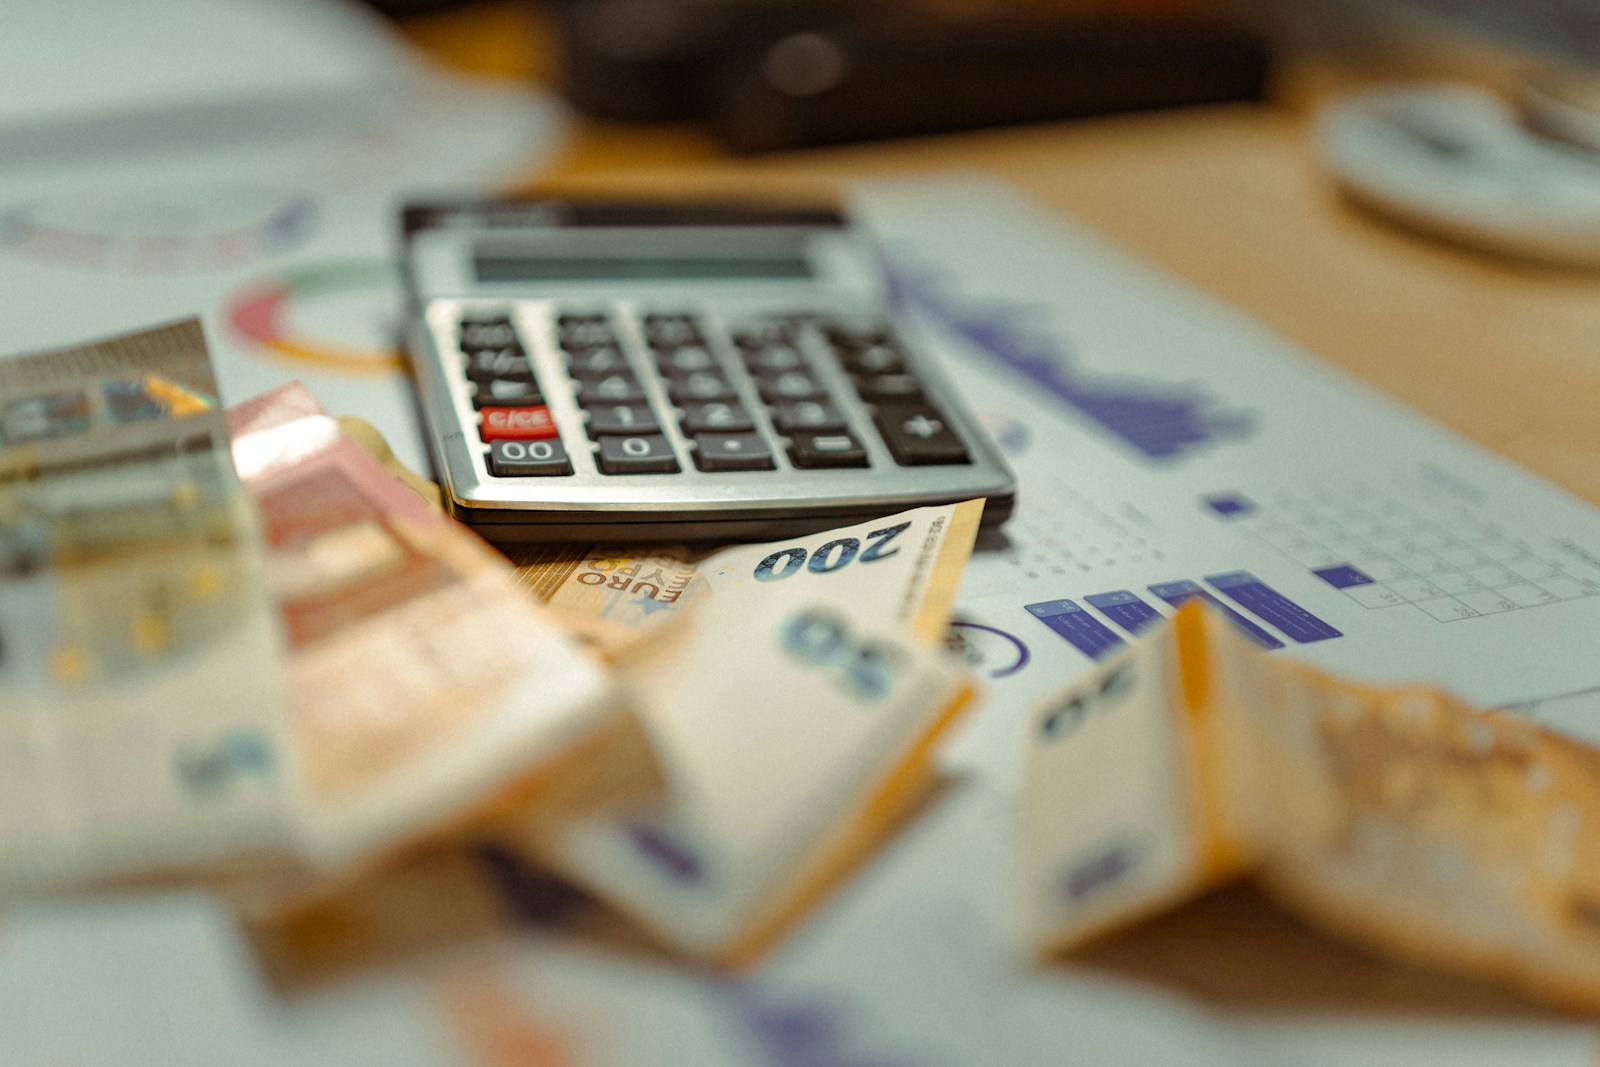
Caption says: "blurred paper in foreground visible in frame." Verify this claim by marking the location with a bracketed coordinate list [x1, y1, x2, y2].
[1025, 601, 1600, 1011]
[0, 320, 296, 887]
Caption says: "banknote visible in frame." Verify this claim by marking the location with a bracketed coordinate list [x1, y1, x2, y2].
[227, 383, 645, 908]
[254, 500, 984, 971]
[495, 588, 977, 964]
[0, 320, 297, 889]
[1023, 601, 1600, 1012]
[506, 499, 984, 656]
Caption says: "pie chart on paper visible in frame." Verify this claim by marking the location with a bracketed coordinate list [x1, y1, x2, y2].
[227, 258, 405, 374]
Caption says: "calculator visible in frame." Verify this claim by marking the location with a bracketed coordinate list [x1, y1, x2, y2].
[400, 196, 1016, 542]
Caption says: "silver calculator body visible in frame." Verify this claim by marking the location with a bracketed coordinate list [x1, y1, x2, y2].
[401, 197, 1016, 543]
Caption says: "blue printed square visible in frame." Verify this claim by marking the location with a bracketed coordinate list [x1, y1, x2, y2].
[1313, 564, 1374, 589]
[1202, 492, 1255, 518]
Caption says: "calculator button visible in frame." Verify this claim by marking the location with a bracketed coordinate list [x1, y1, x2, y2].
[643, 314, 704, 348]
[464, 347, 534, 381]
[564, 346, 629, 376]
[826, 324, 891, 349]
[693, 432, 776, 472]
[459, 317, 518, 350]
[575, 373, 648, 404]
[667, 370, 738, 403]
[757, 370, 828, 403]
[596, 434, 680, 474]
[771, 400, 847, 434]
[743, 343, 806, 375]
[840, 342, 905, 375]
[556, 317, 617, 349]
[469, 378, 542, 408]
[789, 432, 868, 468]
[654, 344, 717, 375]
[853, 373, 924, 402]
[734, 322, 795, 349]
[480, 405, 559, 441]
[488, 438, 572, 477]
[680, 400, 755, 434]
[587, 402, 661, 436]
[873, 402, 970, 465]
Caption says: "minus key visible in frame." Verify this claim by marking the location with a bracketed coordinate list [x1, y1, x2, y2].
[789, 431, 868, 468]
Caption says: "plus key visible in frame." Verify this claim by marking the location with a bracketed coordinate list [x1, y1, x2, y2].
[872, 402, 970, 465]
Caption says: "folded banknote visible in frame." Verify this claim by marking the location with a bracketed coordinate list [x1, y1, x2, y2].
[227, 383, 648, 910]
[487, 504, 984, 963]
[507, 499, 984, 656]
[1024, 601, 1600, 1011]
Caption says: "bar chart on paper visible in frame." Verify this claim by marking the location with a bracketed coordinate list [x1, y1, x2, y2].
[863, 177, 1600, 746]
[1202, 484, 1600, 623]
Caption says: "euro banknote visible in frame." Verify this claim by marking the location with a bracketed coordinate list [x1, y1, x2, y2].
[1023, 601, 1600, 1011]
[0, 320, 298, 889]
[255, 498, 984, 970]
[496, 586, 976, 964]
[227, 383, 645, 909]
[506, 499, 984, 656]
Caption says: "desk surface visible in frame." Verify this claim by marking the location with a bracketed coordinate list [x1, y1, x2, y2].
[397, 3, 1600, 1025]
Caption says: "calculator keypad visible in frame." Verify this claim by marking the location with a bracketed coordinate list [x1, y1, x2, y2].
[452, 306, 973, 479]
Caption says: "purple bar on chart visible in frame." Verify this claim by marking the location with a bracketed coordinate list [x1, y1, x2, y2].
[1205, 571, 1342, 643]
[1202, 492, 1256, 518]
[1147, 580, 1285, 649]
[1084, 590, 1166, 635]
[1025, 598, 1126, 661]
[1313, 564, 1374, 589]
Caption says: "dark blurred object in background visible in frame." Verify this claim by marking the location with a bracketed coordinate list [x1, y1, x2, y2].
[1271, 0, 1600, 71]
[1402, 0, 1600, 68]
[1250, 0, 1600, 107]
[543, 0, 1272, 153]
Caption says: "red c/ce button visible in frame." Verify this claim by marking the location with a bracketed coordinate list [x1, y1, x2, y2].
[479, 405, 558, 442]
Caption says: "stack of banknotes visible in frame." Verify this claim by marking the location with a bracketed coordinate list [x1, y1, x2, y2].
[6, 322, 1599, 1011]
[0, 322, 980, 966]
[0, 320, 297, 889]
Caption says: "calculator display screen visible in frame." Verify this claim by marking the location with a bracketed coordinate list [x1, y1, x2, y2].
[473, 251, 815, 283]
